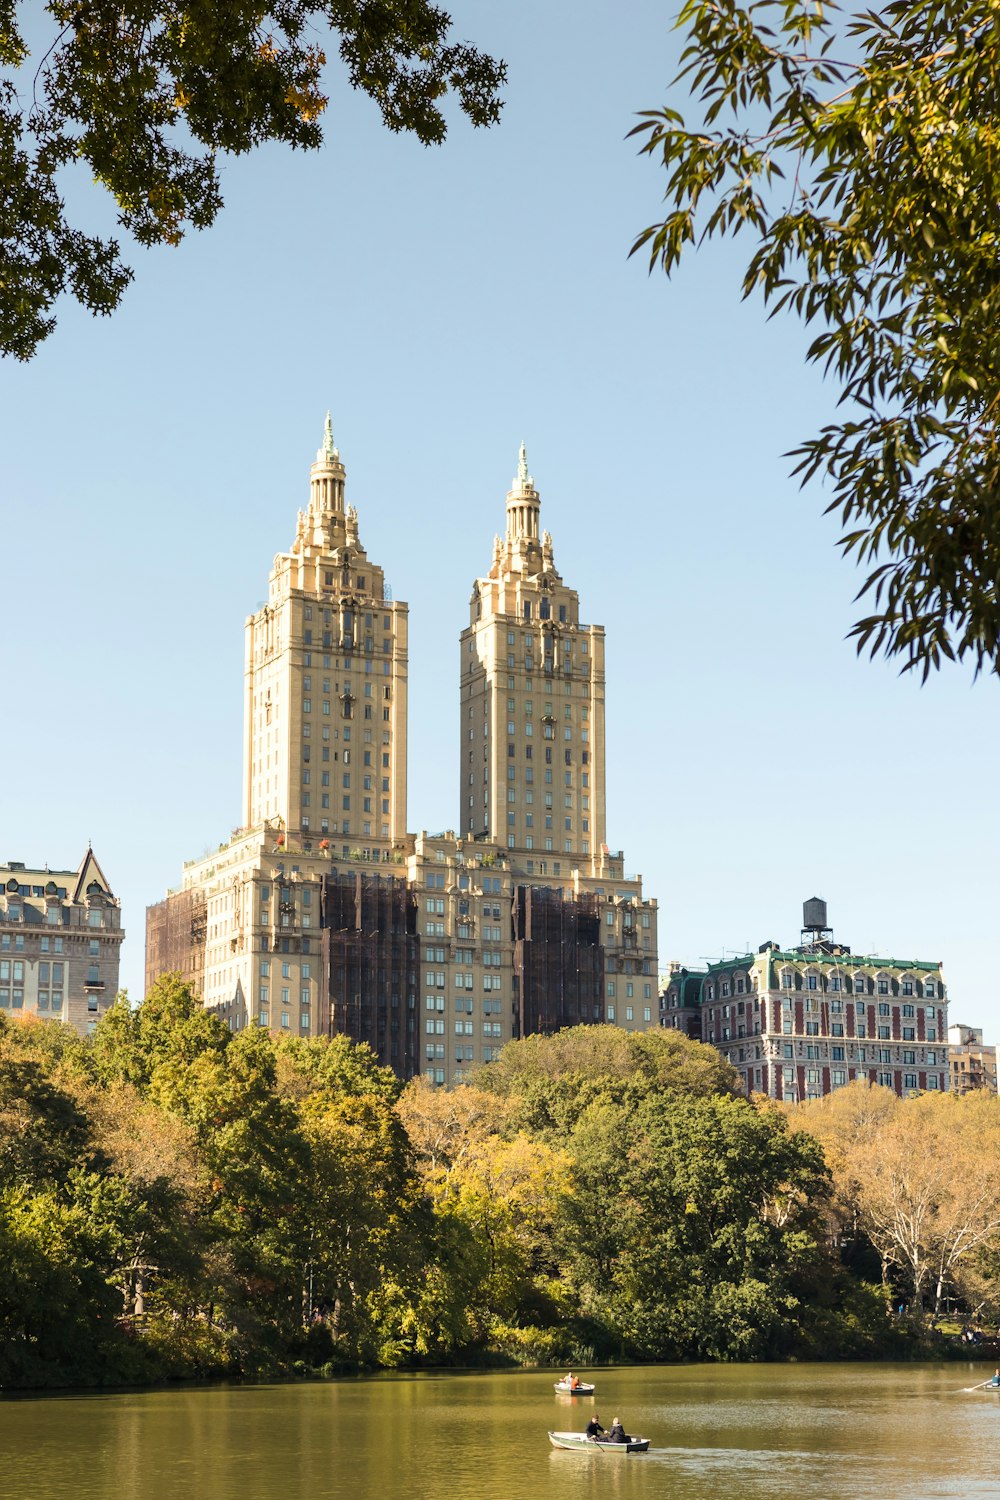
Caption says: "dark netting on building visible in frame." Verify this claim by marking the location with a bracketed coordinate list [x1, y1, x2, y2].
[512, 885, 604, 1038]
[320, 870, 419, 1078]
[145, 888, 207, 997]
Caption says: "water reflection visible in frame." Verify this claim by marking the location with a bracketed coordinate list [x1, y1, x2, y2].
[1, 1364, 997, 1500]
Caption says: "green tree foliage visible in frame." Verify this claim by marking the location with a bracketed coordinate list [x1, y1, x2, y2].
[560, 1092, 831, 1360]
[6, 998, 980, 1388]
[0, 1016, 92, 1188]
[633, 0, 1000, 678]
[1, 0, 505, 358]
[0, 1187, 122, 1388]
[476, 1023, 741, 1135]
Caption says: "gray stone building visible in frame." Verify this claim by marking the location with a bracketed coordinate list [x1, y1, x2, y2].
[0, 849, 124, 1036]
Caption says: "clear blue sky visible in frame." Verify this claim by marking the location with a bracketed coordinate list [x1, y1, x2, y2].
[2, 0, 998, 1039]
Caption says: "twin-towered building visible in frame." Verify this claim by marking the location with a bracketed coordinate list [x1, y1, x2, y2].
[146, 421, 659, 1083]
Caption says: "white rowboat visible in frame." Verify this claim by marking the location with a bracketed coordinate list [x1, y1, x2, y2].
[548, 1431, 650, 1453]
[553, 1380, 595, 1395]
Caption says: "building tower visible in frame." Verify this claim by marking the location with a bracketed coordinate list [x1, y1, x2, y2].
[459, 445, 607, 874]
[148, 425, 658, 1083]
[243, 415, 409, 853]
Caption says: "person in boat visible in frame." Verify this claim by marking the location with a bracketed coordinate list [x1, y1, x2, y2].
[608, 1417, 628, 1444]
[991, 1369, 1000, 1388]
[564, 1371, 580, 1390]
[585, 1416, 606, 1441]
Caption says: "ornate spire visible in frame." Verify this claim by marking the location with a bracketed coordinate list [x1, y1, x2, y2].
[515, 441, 533, 491]
[318, 411, 339, 464]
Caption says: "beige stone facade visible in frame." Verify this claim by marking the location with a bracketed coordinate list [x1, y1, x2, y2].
[948, 1024, 997, 1094]
[0, 849, 123, 1036]
[460, 445, 606, 870]
[242, 416, 408, 850]
[146, 425, 658, 1084]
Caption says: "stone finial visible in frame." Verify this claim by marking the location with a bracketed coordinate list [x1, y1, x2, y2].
[516, 440, 533, 490]
[542, 529, 553, 551]
[317, 411, 339, 464]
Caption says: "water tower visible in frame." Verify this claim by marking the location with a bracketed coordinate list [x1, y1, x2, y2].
[800, 896, 833, 949]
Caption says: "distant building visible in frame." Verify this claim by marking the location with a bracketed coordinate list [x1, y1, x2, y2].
[947, 1024, 997, 1095]
[0, 849, 124, 1036]
[661, 900, 949, 1101]
[146, 422, 658, 1084]
[658, 962, 705, 1040]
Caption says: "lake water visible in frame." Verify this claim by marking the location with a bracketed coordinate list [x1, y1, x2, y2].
[2, 1363, 997, 1500]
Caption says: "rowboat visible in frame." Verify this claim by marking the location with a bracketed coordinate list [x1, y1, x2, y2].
[548, 1431, 650, 1453]
[553, 1379, 595, 1395]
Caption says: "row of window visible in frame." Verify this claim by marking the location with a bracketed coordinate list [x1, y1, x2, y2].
[781, 1043, 940, 1064]
[260, 960, 312, 978]
[502, 812, 589, 833]
[3, 883, 68, 899]
[0, 908, 108, 929]
[774, 1020, 937, 1042]
[301, 771, 391, 790]
[779, 1067, 943, 1092]
[425, 1018, 503, 1037]
[779, 971, 939, 997]
[303, 604, 386, 625]
[495, 766, 589, 794]
[0, 990, 63, 1010]
[258, 1010, 311, 1029]
[505, 743, 590, 766]
[777, 995, 935, 1020]
[505, 836, 588, 854]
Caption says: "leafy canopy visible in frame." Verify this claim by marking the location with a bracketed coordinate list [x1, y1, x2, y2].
[1, 0, 505, 358]
[633, 0, 1000, 678]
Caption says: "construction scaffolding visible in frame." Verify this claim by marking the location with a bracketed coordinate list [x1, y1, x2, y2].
[512, 885, 604, 1039]
[320, 870, 420, 1079]
[144, 888, 207, 999]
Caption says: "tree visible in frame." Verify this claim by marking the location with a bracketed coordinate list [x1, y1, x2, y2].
[561, 1092, 831, 1360]
[397, 1074, 571, 1359]
[0, 1016, 94, 1190]
[794, 1083, 1000, 1314]
[476, 1023, 741, 1136]
[1, 0, 505, 358]
[90, 976, 229, 1093]
[633, 0, 1000, 678]
[79, 1080, 202, 1321]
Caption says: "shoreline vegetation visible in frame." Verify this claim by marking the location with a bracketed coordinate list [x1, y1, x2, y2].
[3, 977, 998, 1392]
